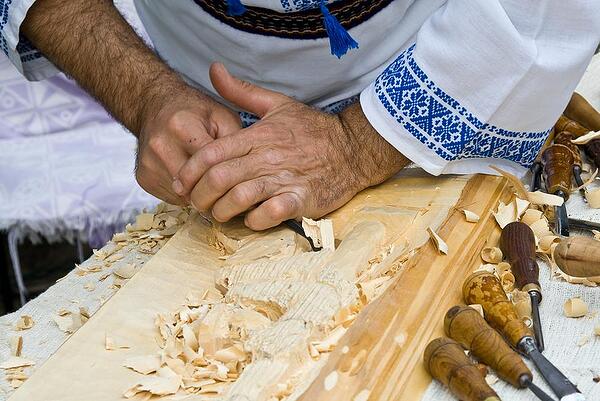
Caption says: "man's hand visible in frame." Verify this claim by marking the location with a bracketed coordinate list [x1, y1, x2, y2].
[136, 90, 240, 205]
[174, 63, 409, 230]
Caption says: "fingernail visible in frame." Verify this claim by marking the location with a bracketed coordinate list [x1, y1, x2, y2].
[172, 179, 184, 195]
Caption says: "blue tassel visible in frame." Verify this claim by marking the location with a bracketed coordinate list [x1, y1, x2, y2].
[226, 0, 247, 16]
[320, 1, 358, 58]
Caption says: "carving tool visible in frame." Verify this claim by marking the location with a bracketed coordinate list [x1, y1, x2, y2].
[531, 132, 556, 192]
[553, 236, 600, 278]
[554, 115, 589, 138]
[567, 217, 600, 232]
[463, 271, 586, 401]
[283, 219, 322, 251]
[554, 131, 586, 199]
[423, 337, 501, 401]
[444, 305, 556, 401]
[541, 144, 573, 237]
[564, 93, 600, 132]
[500, 222, 545, 351]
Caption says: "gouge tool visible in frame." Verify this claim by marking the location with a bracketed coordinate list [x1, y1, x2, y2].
[553, 236, 600, 278]
[531, 131, 556, 192]
[500, 222, 545, 351]
[463, 271, 586, 401]
[542, 144, 573, 237]
[554, 131, 586, 200]
[424, 337, 501, 401]
[567, 218, 600, 232]
[445, 305, 556, 401]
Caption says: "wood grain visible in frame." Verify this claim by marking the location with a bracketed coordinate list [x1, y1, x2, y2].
[444, 305, 531, 388]
[541, 144, 574, 196]
[499, 222, 540, 293]
[554, 236, 600, 278]
[297, 174, 512, 401]
[8, 173, 510, 401]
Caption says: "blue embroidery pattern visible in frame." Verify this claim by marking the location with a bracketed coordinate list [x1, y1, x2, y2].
[1, 0, 43, 62]
[280, 0, 340, 13]
[374, 45, 549, 167]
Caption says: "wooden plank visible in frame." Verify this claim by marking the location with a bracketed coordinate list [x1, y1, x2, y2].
[8, 172, 508, 401]
[297, 174, 511, 401]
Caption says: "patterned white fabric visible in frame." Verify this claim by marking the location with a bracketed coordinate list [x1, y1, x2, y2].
[0, 0, 158, 246]
[361, 1, 600, 177]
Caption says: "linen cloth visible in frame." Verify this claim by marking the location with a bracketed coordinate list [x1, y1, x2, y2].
[3, 1, 599, 179]
[0, 0, 157, 247]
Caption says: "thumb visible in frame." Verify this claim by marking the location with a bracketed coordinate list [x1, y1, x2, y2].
[210, 62, 288, 118]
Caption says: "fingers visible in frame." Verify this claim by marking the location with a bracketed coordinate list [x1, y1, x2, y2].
[211, 177, 277, 222]
[175, 133, 253, 196]
[245, 192, 301, 231]
[210, 62, 288, 118]
[188, 153, 267, 211]
[136, 152, 186, 205]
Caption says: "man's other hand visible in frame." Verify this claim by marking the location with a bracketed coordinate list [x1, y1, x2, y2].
[135, 91, 241, 205]
[174, 63, 408, 230]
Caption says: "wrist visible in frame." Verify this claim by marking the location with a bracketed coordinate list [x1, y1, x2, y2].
[338, 102, 409, 188]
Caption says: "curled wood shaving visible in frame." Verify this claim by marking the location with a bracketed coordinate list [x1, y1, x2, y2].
[587, 188, 600, 209]
[564, 298, 588, 318]
[493, 202, 515, 229]
[311, 326, 347, 353]
[521, 209, 544, 226]
[572, 168, 598, 191]
[571, 130, 600, 145]
[529, 218, 553, 240]
[427, 227, 448, 255]
[496, 262, 511, 278]
[462, 209, 480, 223]
[123, 366, 182, 398]
[9, 336, 23, 357]
[527, 191, 564, 207]
[489, 166, 529, 200]
[113, 263, 137, 279]
[481, 247, 503, 264]
[302, 217, 335, 250]
[539, 236, 560, 254]
[14, 315, 33, 331]
[500, 271, 515, 293]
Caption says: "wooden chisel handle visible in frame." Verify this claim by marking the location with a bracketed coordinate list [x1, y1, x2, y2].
[500, 222, 541, 294]
[444, 305, 532, 388]
[463, 271, 533, 348]
[554, 131, 582, 167]
[424, 337, 501, 401]
[541, 144, 574, 197]
[554, 236, 600, 278]
[564, 92, 600, 132]
[554, 115, 589, 137]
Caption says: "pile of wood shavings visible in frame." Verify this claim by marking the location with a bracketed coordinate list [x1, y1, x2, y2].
[0, 336, 34, 389]
[119, 217, 411, 401]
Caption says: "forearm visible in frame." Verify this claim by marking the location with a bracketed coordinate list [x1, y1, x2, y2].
[339, 102, 410, 187]
[22, 0, 193, 135]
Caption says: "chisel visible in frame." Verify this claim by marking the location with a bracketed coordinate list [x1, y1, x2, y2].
[500, 222, 545, 352]
[564, 93, 600, 132]
[531, 132, 556, 192]
[554, 115, 589, 138]
[553, 236, 600, 278]
[283, 219, 322, 251]
[541, 145, 573, 237]
[423, 337, 501, 401]
[463, 271, 586, 401]
[444, 305, 556, 401]
[567, 217, 600, 232]
[554, 131, 586, 199]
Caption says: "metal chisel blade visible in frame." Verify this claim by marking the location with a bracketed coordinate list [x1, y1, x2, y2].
[530, 291, 545, 352]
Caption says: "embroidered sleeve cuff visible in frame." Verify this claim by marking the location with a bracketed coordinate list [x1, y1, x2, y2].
[1, 0, 58, 80]
[360, 45, 549, 177]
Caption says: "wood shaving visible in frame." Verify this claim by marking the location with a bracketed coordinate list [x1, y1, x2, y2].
[83, 282, 96, 291]
[592, 230, 600, 241]
[529, 218, 553, 240]
[539, 236, 560, 254]
[587, 188, 600, 208]
[577, 336, 590, 347]
[123, 355, 162, 375]
[468, 304, 484, 317]
[0, 357, 35, 370]
[512, 291, 532, 319]
[493, 201, 516, 228]
[490, 166, 529, 200]
[9, 336, 23, 357]
[462, 209, 480, 223]
[427, 227, 448, 255]
[571, 130, 600, 144]
[123, 366, 182, 398]
[527, 191, 564, 207]
[496, 262, 511, 277]
[485, 373, 499, 385]
[132, 213, 155, 231]
[500, 271, 515, 293]
[14, 315, 33, 331]
[113, 263, 137, 279]
[302, 217, 335, 250]
[521, 209, 544, 226]
[564, 298, 588, 318]
[53, 309, 87, 334]
[481, 247, 503, 264]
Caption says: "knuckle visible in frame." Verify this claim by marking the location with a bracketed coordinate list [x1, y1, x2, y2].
[147, 134, 165, 155]
[266, 198, 290, 221]
[230, 185, 252, 206]
[206, 166, 229, 191]
[166, 112, 187, 136]
[201, 142, 225, 166]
